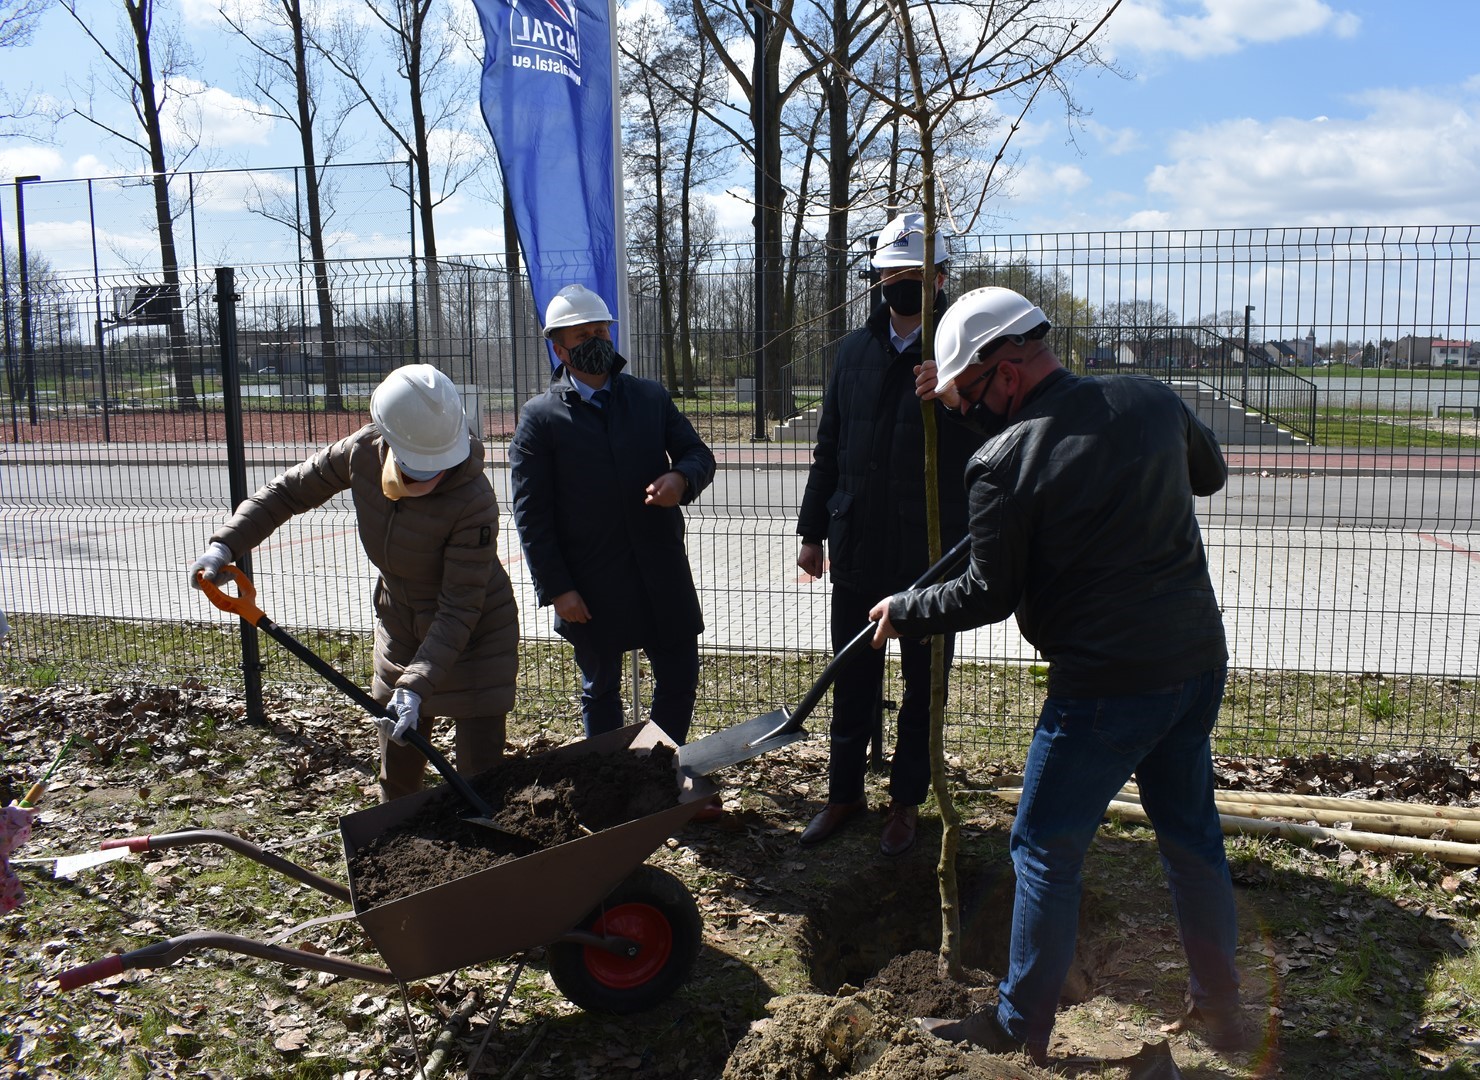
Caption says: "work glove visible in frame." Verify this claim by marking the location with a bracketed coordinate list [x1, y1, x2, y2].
[380, 687, 421, 746]
[189, 541, 233, 589]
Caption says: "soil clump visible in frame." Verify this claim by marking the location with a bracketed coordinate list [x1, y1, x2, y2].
[348, 743, 680, 908]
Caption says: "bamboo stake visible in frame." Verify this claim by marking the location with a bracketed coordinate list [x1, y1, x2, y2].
[991, 789, 1480, 865]
[1120, 782, 1480, 823]
[1105, 788, 1480, 841]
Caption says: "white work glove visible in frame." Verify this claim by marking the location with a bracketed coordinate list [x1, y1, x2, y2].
[189, 541, 233, 589]
[380, 688, 421, 746]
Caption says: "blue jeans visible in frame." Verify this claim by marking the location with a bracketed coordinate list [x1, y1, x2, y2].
[996, 668, 1240, 1049]
[572, 636, 700, 745]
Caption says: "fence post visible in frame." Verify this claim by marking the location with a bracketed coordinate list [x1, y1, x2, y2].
[216, 267, 265, 724]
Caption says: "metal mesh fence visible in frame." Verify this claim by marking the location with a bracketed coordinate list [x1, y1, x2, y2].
[1, 225, 1477, 761]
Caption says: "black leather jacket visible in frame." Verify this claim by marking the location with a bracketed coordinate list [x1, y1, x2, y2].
[889, 370, 1229, 696]
[796, 298, 984, 592]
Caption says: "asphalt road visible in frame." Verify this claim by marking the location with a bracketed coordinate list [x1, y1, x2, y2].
[1, 454, 1475, 677]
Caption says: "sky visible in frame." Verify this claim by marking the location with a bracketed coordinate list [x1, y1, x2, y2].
[0, 0, 1478, 270]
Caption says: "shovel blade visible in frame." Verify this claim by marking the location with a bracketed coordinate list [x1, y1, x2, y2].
[677, 709, 807, 777]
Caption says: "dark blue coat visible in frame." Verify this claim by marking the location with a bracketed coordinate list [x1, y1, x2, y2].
[797, 298, 984, 593]
[509, 358, 715, 653]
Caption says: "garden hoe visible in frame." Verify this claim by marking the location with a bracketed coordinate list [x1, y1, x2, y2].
[197, 565, 529, 843]
[677, 536, 972, 777]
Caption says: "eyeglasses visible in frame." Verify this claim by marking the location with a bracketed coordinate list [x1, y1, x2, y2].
[954, 362, 1002, 399]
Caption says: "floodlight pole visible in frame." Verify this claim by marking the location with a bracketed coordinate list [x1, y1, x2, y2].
[749, 0, 771, 443]
[1242, 304, 1254, 402]
[15, 175, 41, 424]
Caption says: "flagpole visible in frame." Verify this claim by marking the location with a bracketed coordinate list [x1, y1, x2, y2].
[607, 0, 631, 350]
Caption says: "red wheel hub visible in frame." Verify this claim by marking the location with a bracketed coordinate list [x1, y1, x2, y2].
[584, 903, 673, 989]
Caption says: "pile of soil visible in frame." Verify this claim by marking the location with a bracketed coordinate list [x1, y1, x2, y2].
[347, 744, 681, 908]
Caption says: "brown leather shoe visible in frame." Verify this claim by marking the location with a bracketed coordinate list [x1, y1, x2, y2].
[879, 802, 918, 857]
[798, 800, 866, 846]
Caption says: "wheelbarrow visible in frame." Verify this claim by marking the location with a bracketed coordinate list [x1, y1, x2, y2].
[56, 720, 718, 1015]
[56, 540, 968, 1011]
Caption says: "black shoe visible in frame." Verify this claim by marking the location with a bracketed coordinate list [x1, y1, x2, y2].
[1191, 1004, 1254, 1053]
[918, 1010, 1047, 1064]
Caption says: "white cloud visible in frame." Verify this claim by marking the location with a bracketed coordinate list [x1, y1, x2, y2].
[163, 78, 275, 151]
[0, 147, 66, 181]
[1105, 0, 1360, 60]
[1139, 86, 1480, 225]
[1007, 159, 1094, 201]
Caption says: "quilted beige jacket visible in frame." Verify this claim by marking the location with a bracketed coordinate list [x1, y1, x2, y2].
[213, 425, 519, 718]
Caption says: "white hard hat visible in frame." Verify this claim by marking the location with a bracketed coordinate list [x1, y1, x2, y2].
[542, 284, 616, 338]
[934, 287, 1050, 390]
[871, 211, 948, 269]
[370, 364, 470, 475]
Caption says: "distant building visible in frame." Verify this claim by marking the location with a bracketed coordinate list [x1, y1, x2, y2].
[1394, 336, 1477, 368]
[1430, 340, 1473, 367]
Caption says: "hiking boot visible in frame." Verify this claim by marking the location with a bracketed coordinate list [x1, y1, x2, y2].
[1192, 1004, 1254, 1054]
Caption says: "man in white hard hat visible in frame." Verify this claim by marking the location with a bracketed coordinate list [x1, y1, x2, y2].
[509, 285, 721, 819]
[869, 286, 1249, 1061]
[189, 364, 520, 802]
[795, 211, 985, 857]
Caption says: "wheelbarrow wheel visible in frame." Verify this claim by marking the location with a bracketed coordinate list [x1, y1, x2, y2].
[548, 864, 701, 1014]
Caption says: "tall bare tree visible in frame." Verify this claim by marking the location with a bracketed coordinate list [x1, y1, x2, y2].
[310, 0, 480, 343]
[220, 0, 353, 410]
[62, 0, 206, 411]
[621, 3, 724, 398]
[901, 0, 1121, 980]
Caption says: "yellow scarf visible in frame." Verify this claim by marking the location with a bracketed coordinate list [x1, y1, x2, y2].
[382, 455, 445, 501]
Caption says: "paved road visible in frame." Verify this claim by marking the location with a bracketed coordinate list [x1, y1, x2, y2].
[2, 444, 1476, 677]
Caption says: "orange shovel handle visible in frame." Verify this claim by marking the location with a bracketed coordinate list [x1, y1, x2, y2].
[195, 564, 265, 626]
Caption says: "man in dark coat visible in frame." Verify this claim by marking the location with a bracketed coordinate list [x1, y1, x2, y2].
[510, 285, 717, 815]
[795, 212, 985, 857]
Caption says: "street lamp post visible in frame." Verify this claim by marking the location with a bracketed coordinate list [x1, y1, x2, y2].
[15, 175, 41, 424]
[1242, 304, 1255, 403]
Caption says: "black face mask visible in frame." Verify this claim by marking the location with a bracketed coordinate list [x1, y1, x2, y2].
[881, 279, 927, 317]
[964, 389, 1013, 437]
[564, 336, 616, 375]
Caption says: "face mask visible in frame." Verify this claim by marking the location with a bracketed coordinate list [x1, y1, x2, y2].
[965, 393, 1013, 437]
[881, 279, 926, 316]
[381, 454, 444, 501]
[564, 336, 616, 375]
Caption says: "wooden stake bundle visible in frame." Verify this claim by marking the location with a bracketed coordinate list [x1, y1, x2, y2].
[990, 787, 1480, 866]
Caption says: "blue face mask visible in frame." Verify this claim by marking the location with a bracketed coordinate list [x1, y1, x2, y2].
[565, 336, 616, 375]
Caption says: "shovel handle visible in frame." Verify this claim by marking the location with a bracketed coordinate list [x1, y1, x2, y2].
[770, 535, 973, 739]
[196, 565, 497, 823]
[196, 565, 265, 626]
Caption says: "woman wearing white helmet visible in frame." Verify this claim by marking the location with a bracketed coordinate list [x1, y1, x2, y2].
[189, 364, 519, 802]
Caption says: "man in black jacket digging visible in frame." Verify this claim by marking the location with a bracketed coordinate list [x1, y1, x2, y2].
[869, 285, 1249, 1062]
[795, 211, 984, 856]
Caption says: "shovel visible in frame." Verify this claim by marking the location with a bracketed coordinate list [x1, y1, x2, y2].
[197, 566, 527, 843]
[677, 536, 972, 777]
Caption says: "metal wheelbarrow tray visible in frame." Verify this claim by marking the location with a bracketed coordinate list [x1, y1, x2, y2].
[57, 721, 718, 1016]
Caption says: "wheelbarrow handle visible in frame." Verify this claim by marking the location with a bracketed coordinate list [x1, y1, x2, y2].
[772, 535, 972, 739]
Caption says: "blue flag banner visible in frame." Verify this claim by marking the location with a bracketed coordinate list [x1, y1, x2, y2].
[473, 0, 624, 361]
